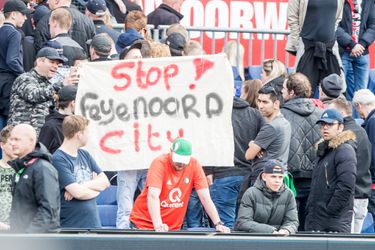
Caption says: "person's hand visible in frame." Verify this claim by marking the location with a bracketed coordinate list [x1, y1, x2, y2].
[0, 222, 10, 230]
[92, 172, 98, 179]
[63, 67, 80, 86]
[350, 44, 365, 57]
[64, 191, 74, 201]
[215, 224, 230, 233]
[274, 229, 290, 235]
[206, 174, 213, 186]
[154, 223, 169, 232]
[256, 150, 264, 158]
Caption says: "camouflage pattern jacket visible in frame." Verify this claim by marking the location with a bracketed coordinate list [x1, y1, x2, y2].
[8, 69, 56, 135]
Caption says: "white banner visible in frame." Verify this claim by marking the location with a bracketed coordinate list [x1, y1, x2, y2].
[75, 54, 234, 171]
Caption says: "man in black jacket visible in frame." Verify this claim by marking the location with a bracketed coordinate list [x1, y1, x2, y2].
[328, 97, 372, 233]
[204, 96, 265, 228]
[34, 0, 95, 53]
[336, 0, 375, 101]
[147, 0, 184, 28]
[305, 109, 357, 233]
[9, 124, 60, 233]
[281, 72, 322, 231]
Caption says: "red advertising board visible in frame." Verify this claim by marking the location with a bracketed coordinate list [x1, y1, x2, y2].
[138, 0, 374, 68]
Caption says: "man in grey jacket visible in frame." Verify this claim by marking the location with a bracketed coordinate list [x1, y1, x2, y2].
[281, 72, 321, 230]
[235, 159, 298, 234]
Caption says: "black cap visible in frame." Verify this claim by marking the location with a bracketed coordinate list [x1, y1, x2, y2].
[165, 32, 186, 56]
[87, 33, 112, 56]
[119, 40, 143, 59]
[3, 0, 32, 14]
[36, 47, 67, 63]
[263, 159, 285, 175]
[32, 5, 50, 24]
[58, 85, 77, 102]
[86, 0, 107, 16]
[321, 74, 343, 98]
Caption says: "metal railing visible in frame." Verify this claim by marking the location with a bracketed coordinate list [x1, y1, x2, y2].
[112, 23, 291, 67]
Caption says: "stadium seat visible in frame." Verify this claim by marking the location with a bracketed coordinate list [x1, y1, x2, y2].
[246, 66, 262, 80]
[361, 212, 375, 233]
[96, 185, 118, 228]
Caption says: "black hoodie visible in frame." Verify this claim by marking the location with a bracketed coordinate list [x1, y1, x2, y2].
[206, 97, 265, 179]
[9, 143, 60, 233]
[39, 110, 67, 154]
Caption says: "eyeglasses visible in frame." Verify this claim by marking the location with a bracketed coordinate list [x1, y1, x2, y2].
[260, 85, 278, 95]
[319, 122, 339, 128]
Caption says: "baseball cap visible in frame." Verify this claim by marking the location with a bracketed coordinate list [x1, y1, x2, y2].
[32, 5, 50, 24]
[321, 74, 343, 98]
[87, 33, 112, 56]
[263, 159, 285, 175]
[58, 85, 77, 102]
[3, 0, 32, 14]
[316, 108, 344, 124]
[115, 28, 144, 54]
[86, 0, 107, 16]
[165, 32, 186, 56]
[171, 138, 192, 165]
[36, 47, 67, 63]
[119, 40, 142, 59]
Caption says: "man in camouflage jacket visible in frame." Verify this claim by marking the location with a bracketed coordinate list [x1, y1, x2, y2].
[8, 48, 67, 136]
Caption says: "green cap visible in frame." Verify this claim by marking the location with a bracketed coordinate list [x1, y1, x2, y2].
[171, 138, 192, 164]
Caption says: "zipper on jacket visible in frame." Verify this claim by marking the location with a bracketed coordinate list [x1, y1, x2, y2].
[324, 162, 329, 188]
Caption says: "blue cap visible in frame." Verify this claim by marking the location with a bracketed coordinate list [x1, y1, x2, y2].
[263, 159, 285, 174]
[115, 28, 144, 54]
[317, 109, 344, 124]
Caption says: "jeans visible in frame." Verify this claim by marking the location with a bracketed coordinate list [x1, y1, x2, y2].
[116, 169, 147, 229]
[210, 176, 244, 228]
[368, 189, 375, 225]
[342, 52, 369, 101]
[351, 198, 369, 233]
[184, 188, 208, 228]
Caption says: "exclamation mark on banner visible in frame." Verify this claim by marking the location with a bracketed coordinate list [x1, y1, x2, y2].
[189, 58, 215, 90]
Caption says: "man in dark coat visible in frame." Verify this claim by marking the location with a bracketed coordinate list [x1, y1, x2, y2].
[328, 97, 372, 233]
[305, 109, 357, 233]
[353, 89, 375, 224]
[281, 72, 322, 230]
[336, 0, 375, 101]
[147, 0, 184, 28]
[204, 96, 265, 228]
[9, 124, 60, 233]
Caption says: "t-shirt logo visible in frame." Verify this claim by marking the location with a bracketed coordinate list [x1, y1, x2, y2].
[166, 179, 172, 185]
[183, 177, 190, 184]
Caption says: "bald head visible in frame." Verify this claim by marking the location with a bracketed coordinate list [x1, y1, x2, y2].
[163, 0, 184, 10]
[9, 124, 37, 158]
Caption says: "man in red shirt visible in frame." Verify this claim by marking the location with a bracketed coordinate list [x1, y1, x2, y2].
[130, 138, 230, 233]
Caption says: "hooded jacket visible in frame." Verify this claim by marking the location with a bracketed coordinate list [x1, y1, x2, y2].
[39, 110, 67, 154]
[206, 97, 265, 179]
[235, 173, 299, 233]
[9, 143, 60, 233]
[281, 97, 322, 179]
[305, 130, 357, 233]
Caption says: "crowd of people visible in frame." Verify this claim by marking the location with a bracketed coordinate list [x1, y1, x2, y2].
[0, 0, 374, 235]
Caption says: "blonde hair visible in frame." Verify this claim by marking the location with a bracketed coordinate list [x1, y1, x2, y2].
[184, 40, 204, 56]
[50, 8, 72, 30]
[225, 41, 244, 81]
[262, 59, 286, 83]
[150, 42, 171, 58]
[62, 115, 89, 139]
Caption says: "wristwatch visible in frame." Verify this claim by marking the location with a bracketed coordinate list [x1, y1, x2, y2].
[214, 221, 224, 227]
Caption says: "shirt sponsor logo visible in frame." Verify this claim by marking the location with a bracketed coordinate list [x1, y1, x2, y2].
[160, 188, 184, 208]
